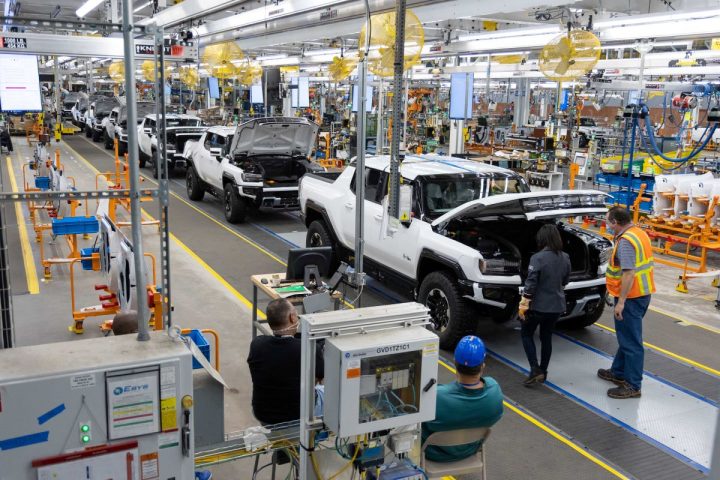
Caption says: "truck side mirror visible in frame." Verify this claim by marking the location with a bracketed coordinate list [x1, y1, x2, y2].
[209, 147, 223, 158]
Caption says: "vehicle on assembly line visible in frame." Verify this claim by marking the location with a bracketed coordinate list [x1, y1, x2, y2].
[138, 113, 206, 177]
[88, 97, 121, 141]
[70, 93, 89, 126]
[299, 155, 613, 349]
[184, 117, 322, 223]
[105, 102, 156, 153]
[61, 92, 83, 121]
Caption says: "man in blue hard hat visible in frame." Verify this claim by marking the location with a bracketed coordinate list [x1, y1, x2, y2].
[421, 336, 504, 463]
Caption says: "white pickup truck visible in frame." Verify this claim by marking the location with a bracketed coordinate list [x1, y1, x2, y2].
[137, 113, 206, 177]
[300, 155, 612, 348]
[184, 117, 321, 223]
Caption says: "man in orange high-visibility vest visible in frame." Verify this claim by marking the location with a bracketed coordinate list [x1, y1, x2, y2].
[598, 207, 655, 399]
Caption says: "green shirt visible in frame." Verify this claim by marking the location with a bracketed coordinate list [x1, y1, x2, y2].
[421, 377, 504, 463]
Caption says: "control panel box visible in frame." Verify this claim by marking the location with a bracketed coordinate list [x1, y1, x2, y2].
[0, 332, 195, 480]
[324, 327, 439, 437]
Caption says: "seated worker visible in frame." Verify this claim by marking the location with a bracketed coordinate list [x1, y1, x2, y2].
[247, 298, 324, 425]
[422, 336, 503, 463]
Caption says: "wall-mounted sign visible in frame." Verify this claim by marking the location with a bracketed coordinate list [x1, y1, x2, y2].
[0, 36, 27, 49]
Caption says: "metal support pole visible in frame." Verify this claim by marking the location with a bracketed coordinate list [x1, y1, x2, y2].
[376, 78, 384, 154]
[388, 0, 407, 218]
[354, 58, 368, 283]
[54, 57, 61, 130]
[263, 69, 268, 115]
[402, 71, 409, 146]
[156, 29, 172, 328]
[0, 162, 14, 349]
[485, 55, 491, 105]
[626, 109, 638, 205]
[121, 0, 150, 341]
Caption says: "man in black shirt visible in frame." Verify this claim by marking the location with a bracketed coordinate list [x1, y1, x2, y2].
[247, 298, 324, 425]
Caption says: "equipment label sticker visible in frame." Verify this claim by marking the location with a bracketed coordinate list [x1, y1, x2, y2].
[140, 452, 159, 479]
[346, 359, 361, 379]
[70, 373, 96, 389]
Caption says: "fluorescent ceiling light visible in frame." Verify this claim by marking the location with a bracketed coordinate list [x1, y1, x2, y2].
[76, 0, 104, 18]
[594, 9, 720, 28]
[599, 41, 690, 50]
[464, 33, 558, 52]
[134, 1, 153, 13]
[600, 17, 720, 42]
[260, 56, 299, 67]
[305, 53, 336, 63]
[258, 54, 288, 61]
[458, 26, 559, 42]
[303, 48, 340, 57]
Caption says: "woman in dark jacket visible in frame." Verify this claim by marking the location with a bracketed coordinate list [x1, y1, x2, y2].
[518, 224, 571, 386]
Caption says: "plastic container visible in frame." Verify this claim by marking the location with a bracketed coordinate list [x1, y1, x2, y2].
[182, 329, 210, 370]
[51, 216, 99, 236]
[34, 176, 50, 190]
[80, 247, 100, 271]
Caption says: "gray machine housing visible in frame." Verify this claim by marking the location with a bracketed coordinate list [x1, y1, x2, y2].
[0, 332, 195, 480]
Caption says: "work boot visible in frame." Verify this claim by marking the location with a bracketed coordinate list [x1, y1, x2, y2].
[523, 367, 545, 386]
[597, 368, 625, 385]
[607, 384, 641, 399]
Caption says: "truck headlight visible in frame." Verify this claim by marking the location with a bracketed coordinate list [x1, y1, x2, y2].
[241, 173, 263, 183]
[598, 246, 612, 266]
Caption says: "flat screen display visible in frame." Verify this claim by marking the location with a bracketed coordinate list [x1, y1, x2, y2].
[208, 77, 220, 99]
[297, 77, 310, 108]
[250, 84, 264, 104]
[449, 73, 473, 120]
[290, 77, 299, 108]
[352, 84, 373, 113]
[0, 54, 42, 112]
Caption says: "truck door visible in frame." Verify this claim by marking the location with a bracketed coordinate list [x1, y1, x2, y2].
[342, 168, 385, 259]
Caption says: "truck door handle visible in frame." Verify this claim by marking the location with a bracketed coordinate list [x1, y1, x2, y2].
[345, 203, 354, 209]
[374, 214, 383, 221]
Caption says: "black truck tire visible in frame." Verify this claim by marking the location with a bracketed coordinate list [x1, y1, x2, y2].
[558, 302, 605, 330]
[138, 148, 147, 168]
[104, 132, 113, 150]
[186, 166, 205, 201]
[224, 182, 246, 223]
[91, 128, 101, 142]
[85, 125, 92, 138]
[306, 220, 340, 270]
[418, 271, 477, 350]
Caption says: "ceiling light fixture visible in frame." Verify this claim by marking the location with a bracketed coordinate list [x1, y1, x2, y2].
[134, 1, 153, 13]
[76, 0, 104, 18]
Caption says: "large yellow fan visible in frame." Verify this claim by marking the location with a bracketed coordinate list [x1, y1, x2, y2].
[359, 10, 424, 77]
[179, 66, 200, 89]
[539, 30, 601, 81]
[202, 42, 244, 80]
[108, 61, 125, 83]
[236, 60, 263, 86]
[328, 55, 357, 82]
[141, 60, 171, 82]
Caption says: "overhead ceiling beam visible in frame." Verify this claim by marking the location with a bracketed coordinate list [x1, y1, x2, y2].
[137, 0, 246, 27]
[200, 0, 574, 47]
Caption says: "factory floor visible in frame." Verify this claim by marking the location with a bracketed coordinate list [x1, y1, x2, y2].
[3, 134, 719, 480]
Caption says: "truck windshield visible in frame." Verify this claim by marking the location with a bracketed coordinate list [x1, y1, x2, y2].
[422, 174, 529, 216]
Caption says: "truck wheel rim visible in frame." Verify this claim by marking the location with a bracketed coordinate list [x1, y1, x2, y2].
[187, 171, 194, 194]
[224, 191, 231, 213]
[426, 288, 450, 332]
[309, 232, 323, 247]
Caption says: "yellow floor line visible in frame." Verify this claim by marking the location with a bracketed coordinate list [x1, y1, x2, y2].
[65, 139, 627, 478]
[5, 155, 39, 294]
[437, 360, 629, 480]
[595, 323, 720, 377]
[648, 306, 720, 335]
[65, 140, 287, 266]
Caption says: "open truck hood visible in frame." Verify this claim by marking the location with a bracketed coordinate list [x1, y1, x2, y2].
[431, 190, 609, 228]
[231, 117, 319, 158]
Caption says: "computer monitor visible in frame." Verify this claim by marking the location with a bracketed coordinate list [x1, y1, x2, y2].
[286, 247, 333, 288]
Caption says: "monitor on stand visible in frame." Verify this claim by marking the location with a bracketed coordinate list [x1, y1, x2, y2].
[286, 247, 333, 290]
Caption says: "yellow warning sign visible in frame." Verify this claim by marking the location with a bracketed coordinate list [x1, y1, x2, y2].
[712, 38, 720, 50]
[160, 397, 177, 431]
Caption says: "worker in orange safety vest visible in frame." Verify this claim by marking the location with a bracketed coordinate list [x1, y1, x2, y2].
[597, 206, 655, 399]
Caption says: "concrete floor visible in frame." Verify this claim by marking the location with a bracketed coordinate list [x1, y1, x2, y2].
[4, 135, 719, 479]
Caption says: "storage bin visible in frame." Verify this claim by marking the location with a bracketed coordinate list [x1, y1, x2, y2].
[34, 176, 50, 189]
[182, 329, 210, 370]
[51, 216, 100, 236]
[80, 247, 100, 271]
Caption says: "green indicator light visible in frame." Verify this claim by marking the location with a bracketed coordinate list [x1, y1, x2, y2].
[81, 435, 90, 443]
[80, 424, 90, 433]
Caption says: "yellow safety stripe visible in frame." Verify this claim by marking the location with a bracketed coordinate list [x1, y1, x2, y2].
[621, 232, 643, 264]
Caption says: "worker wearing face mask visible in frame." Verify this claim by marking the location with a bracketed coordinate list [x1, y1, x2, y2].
[599, 206, 655, 399]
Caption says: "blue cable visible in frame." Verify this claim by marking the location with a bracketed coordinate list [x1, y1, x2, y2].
[640, 113, 717, 163]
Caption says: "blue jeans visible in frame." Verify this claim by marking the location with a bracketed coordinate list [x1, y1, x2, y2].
[610, 295, 651, 390]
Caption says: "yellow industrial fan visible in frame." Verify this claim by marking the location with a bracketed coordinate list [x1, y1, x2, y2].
[359, 10, 424, 77]
[236, 60, 263, 86]
[108, 61, 125, 83]
[328, 55, 357, 82]
[202, 42, 244, 80]
[179, 66, 200, 90]
[141, 60, 171, 82]
[539, 30, 601, 81]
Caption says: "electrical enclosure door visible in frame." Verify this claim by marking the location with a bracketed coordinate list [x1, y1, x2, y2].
[324, 327, 439, 437]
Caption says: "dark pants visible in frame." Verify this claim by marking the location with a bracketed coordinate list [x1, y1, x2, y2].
[610, 295, 650, 390]
[521, 311, 560, 373]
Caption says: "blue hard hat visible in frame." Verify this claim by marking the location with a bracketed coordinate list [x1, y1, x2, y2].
[454, 336, 486, 367]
